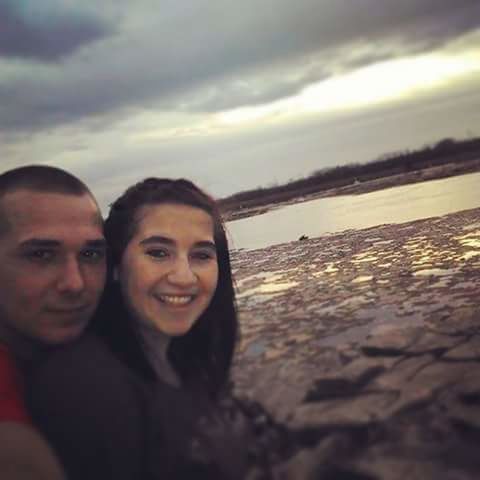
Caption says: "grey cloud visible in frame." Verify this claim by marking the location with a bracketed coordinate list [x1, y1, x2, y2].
[181, 47, 400, 113]
[0, 0, 479, 133]
[0, 1, 112, 61]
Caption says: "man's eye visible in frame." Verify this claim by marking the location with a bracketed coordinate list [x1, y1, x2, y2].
[81, 249, 106, 263]
[25, 250, 54, 262]
[146, 249, 168, 259]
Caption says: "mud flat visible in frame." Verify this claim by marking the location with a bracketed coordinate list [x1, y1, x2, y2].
[232, 207, 480, 479]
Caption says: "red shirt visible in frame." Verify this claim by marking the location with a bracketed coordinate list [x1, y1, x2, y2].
[0, 344, 31, 424]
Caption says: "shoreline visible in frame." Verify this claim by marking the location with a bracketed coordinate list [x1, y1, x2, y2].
[223, 158, 480, 222]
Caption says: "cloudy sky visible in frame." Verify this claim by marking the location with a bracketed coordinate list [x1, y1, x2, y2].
[1, 0, 480, 211]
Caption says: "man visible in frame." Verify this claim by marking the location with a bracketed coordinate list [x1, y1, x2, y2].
[0, 165, 107, 479]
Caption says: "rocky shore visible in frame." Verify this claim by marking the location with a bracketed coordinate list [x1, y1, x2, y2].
[231, 207, 480, 479]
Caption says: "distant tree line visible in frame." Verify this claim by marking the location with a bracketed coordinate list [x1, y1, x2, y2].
[219, 136, 480, 211]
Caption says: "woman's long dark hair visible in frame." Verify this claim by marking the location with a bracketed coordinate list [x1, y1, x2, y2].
[92, 178, 238, 398]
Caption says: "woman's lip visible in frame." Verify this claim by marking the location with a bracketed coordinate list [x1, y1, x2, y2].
[156, 291, 198, 296]
[155, 294, 196, 306]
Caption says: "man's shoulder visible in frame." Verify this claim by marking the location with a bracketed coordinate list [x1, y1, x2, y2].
[46, 333, 113, 363]
[0, 344, 31, 424]
[33, 334, 125, 383]
[28, 333, 145, 407]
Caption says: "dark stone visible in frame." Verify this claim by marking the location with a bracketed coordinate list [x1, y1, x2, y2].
[304, 367, 385, 402]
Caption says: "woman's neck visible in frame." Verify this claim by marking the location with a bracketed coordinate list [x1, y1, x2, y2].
[136, 323, 181, 388]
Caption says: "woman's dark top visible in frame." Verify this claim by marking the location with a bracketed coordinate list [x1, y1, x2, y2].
[26, 334, 268, 480]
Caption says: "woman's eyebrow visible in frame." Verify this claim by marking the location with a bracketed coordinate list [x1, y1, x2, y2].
[194, 241, 216, 251]
[139, 236, 216, 251]
[139, 235, 174, 246]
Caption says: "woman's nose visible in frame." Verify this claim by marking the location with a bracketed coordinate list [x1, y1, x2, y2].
[166, 257, 196, 287]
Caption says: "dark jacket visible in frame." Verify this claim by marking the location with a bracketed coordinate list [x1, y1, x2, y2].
[27, 334, 256, 480]
[27, 335, 152, 480]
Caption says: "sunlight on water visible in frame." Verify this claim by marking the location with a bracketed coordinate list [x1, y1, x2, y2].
[454, 230, 480, 260]
[234, 270, 299, 299]
[352, 255, 378, 264]
[462, 251, 480, 260]
[237, 281, 298, 298]
[352, 275, 374, 283]
[413, 268, 459, 277]
[455, 232, 480, 248]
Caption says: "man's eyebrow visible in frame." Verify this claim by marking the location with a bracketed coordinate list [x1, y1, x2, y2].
[18, 238, 107, 248]
[19, 239, 61, 248]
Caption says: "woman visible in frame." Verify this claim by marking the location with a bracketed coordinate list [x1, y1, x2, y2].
[97, 177, 237, 398]
[28, 178, 264, 480]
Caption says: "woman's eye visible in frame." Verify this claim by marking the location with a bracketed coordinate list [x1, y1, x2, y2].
[192, 251, 215, 261]
[146, 249, 168, 259]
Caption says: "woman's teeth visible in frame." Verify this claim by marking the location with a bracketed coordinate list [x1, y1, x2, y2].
[159, 295, 193, 305]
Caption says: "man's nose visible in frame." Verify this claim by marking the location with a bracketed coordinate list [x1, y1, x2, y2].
[167, 256, 196, 287]
[57, 258, 85, 294]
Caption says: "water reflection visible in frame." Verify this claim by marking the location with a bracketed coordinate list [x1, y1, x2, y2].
[455, 229, 480, 260]
[234, 271, 299, 299]
[237, 281, 299, 298]
[227, 172, 480, 250]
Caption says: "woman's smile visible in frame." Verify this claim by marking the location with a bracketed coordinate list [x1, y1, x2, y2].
[155, 294, 196, 307]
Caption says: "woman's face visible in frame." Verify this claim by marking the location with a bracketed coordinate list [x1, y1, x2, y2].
[117, 202, 219, 337]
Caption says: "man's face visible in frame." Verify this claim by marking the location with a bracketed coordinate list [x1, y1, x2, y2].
[0, 189, 107, 345]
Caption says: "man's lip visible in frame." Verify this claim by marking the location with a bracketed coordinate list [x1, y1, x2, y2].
[47, 305, 89, 313]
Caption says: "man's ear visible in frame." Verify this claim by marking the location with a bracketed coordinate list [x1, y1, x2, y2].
[113, 267, 119, 282]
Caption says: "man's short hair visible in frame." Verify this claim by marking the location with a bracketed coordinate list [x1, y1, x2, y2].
[0, 165, 98, 235]
[0, 165, 91, 199]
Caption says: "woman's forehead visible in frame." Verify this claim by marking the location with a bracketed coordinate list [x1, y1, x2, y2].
[133, 202, 214, 239]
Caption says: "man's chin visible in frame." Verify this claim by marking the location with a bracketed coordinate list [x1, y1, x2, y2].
[38, 323, 89, 346]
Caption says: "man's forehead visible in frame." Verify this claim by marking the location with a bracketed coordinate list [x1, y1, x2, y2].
[0, 189, 103, 237]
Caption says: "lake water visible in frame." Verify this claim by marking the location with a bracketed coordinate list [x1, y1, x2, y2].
[226, 171, 480, 250]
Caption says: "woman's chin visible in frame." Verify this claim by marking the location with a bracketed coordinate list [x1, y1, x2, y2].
[154, 318, 196, 337]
